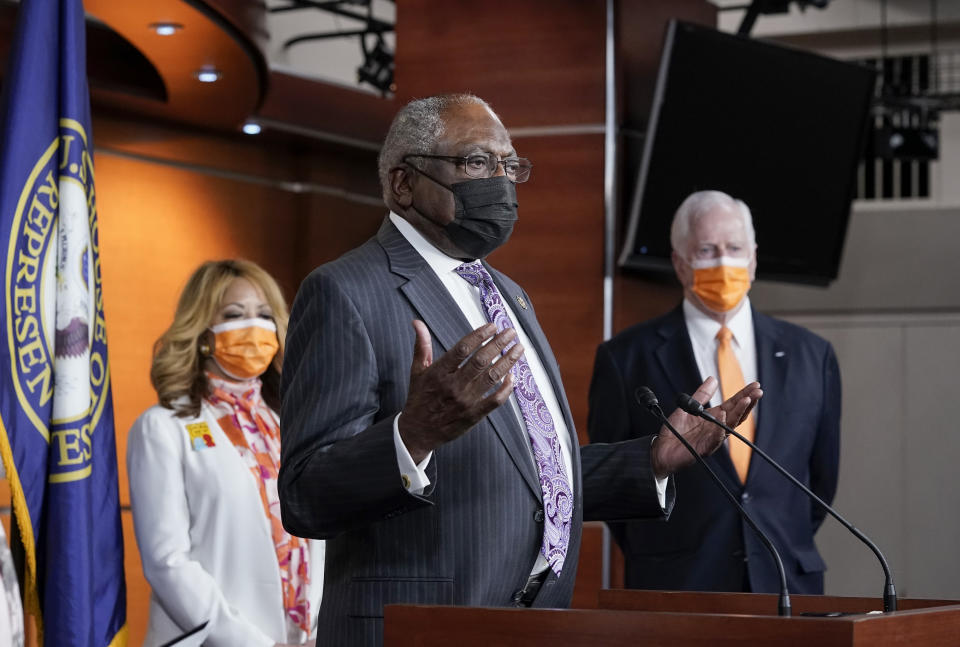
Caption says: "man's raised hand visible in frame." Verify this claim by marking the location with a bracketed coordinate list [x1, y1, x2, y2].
[398, 320, 522, 462]
[651, 377, 763, 479]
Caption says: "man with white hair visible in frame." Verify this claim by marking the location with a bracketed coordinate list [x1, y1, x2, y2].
[588, 189, 840, 595]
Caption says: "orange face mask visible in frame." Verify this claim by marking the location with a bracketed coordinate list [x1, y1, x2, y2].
[209, 318, 279, 380]
[689, 256, 752, 312]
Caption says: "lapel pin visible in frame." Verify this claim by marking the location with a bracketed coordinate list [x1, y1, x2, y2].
[515, 295, 528, 310]
[186, 421, 216, 450]
[774, 351, 785, 358]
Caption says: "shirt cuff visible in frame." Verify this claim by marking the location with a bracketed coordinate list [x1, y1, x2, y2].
[393, 413, 432, 495]
[651, 435, 667, 509]
[655, 474, 668, 509]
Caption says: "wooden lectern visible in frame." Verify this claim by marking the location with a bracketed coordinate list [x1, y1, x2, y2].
[384, 590, 960, 646]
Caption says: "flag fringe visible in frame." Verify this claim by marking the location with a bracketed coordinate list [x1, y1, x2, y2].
[106, 623, 128, 647]
[0, 415, 42, 630]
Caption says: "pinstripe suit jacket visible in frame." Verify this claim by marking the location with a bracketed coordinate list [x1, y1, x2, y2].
[279, 218, 674, 646]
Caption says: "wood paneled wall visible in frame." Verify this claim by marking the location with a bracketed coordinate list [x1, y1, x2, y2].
[2, 112, 383, 645]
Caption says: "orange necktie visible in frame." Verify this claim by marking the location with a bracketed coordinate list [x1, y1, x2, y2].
[716, 326, 755, 483]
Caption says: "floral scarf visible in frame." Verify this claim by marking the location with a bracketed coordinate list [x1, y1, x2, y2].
[206, 373, 311, 638]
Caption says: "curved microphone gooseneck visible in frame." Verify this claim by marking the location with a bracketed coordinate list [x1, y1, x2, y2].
[676, 392, 897, 613]
[635, 387, 791, 617]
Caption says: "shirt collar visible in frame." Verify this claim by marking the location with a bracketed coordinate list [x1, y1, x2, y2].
[389, 212, 469, 276]
[683, 296, 754, 348]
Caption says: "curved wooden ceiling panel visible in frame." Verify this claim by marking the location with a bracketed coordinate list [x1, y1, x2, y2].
[3, 0, 392, 145]
[84, 0, 266, 130]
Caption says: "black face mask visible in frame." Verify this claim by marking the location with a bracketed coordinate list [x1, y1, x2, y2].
[410, 167, 519, 259]
[444, 176, 518, 259]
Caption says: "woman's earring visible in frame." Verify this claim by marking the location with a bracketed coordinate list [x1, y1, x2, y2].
[199, 343, 211, 356]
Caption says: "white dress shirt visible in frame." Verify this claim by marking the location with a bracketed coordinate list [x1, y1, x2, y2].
[683, 297, 758, 421]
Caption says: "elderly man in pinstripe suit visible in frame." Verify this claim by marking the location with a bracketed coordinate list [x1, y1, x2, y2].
[278, 93, 761, 646]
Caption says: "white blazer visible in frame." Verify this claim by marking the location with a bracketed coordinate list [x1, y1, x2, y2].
[128, 400, 324, 647]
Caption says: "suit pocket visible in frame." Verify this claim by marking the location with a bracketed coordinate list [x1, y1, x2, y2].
[794, 546, 827, 574]
[347, 577, 455, 618]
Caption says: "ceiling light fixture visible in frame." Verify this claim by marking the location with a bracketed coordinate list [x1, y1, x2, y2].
[149, 22, 183, 36]
[194, 67, 222, 83]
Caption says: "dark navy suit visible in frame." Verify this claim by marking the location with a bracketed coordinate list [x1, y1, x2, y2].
[587, 305, 840, 594]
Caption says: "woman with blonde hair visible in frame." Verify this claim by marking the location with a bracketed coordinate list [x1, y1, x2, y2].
[128, 259, 323, 647]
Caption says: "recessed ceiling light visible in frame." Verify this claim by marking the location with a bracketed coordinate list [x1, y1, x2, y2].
[195, 67, 222, 83]
[242, 121, 261, 135]
[149, 22, 182, 36]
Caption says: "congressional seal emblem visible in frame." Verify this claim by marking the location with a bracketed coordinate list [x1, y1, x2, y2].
[5, 118, 109, 483]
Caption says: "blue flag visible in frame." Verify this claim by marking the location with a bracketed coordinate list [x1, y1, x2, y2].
[0, 0, 127, 644]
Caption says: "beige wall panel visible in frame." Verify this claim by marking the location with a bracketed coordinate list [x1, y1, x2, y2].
[904, 324, 960, 599]
[806, 322, 907, 598]
[751, 205, 960, 314]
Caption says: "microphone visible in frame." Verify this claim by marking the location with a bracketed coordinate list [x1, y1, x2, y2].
[158, 621, 209, 647]
[677, 393, 897, 613]
[635, 387, 791, 617]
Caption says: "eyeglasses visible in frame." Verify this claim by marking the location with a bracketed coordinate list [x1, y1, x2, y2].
[404, 153, 532, 183]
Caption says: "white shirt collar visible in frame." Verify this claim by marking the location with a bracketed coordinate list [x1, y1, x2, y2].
[683, 296, 754, 349]
[389, 212, 470, 275]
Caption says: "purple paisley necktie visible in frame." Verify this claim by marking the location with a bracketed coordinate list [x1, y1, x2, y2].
[455, 262, 573, 575]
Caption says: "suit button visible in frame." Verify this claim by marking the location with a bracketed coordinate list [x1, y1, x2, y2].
[740, 492, 750, 503]
[534, 509, 545, 523]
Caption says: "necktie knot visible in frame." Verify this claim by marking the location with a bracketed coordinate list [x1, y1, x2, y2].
[716, 325, 733, 344]
[454, 261, 490, 289]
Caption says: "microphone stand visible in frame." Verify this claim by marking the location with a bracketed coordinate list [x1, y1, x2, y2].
[676, 393, 897, 613]
[636, 388, 791, 617]
[158, 621, 209, 647]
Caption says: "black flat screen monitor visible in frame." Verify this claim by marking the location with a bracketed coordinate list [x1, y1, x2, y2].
[619, 21, 876, 285]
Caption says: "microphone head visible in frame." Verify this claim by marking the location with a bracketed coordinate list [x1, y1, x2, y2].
[676, 393, 705, 415]
[634, 386, 659, 411]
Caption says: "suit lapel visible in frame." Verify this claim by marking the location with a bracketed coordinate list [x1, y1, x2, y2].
[751, 310, 787, 468]
[653, 308, 703, 400]
[379, 219, 471, 354]
[377, 220, 541, 498]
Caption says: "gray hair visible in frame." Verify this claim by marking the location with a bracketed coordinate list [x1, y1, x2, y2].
[670, 190, 756, 253]
[377, 93, 494, 203]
